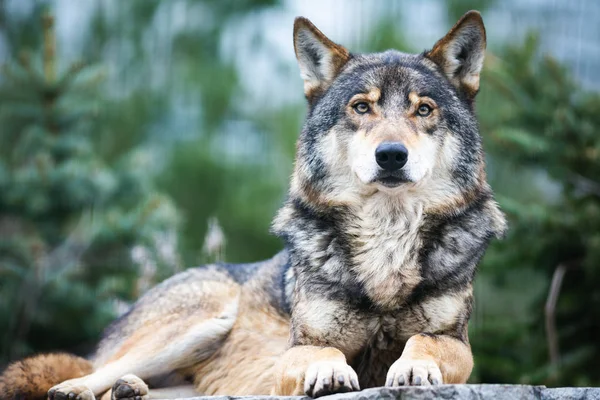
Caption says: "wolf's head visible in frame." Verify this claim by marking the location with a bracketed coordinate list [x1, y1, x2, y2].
[290, 11, 488, 211]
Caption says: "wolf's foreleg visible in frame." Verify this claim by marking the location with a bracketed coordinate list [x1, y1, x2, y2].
[272, 345, 360, 397]
[385, 333, 473, 386]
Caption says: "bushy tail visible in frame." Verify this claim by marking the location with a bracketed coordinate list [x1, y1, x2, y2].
[0, 353, 93, 400]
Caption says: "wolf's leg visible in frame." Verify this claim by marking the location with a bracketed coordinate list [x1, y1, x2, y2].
[48, 296, 238, 400]
[385, 333, 473, 386]
[272, 346, 360, 397]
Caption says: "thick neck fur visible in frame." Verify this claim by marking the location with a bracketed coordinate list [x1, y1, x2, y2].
[345, 192, 425, 309]
[273, 176, 485, 311]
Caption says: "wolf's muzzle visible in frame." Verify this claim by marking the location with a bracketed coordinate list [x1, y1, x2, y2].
[375, 142, 408, 171]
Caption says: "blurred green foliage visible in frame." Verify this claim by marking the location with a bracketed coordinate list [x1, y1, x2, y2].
[0, 6, 179, 362]
[0, 0, 598, 388]
[473, 33, 600, 386]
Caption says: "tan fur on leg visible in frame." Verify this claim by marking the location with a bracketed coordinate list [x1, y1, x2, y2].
[272, 346, 359, 396]
[388, 333, 473, 385]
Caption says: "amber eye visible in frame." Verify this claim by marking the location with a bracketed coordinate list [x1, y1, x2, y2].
[353, 102, 370, 114]
[417, 104, 433, 117]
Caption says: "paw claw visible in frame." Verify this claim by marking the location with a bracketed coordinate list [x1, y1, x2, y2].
[304, 361, 360, 397]
[385, 376, 393, 387]
[386, 359, 443, 387]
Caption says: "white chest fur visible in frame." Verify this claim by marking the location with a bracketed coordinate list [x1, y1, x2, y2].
[348, 193, 425, 310]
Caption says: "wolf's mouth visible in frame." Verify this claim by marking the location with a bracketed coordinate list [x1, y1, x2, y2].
[374, 175, 410, 188]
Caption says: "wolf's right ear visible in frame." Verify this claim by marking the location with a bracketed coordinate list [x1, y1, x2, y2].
[293, 17, 350, 102]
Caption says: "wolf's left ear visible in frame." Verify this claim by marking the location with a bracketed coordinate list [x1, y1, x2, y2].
[425, 11, 486, 99]
[293, 17, 350, 102]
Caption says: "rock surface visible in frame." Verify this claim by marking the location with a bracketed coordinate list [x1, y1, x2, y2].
[170, 385, 600, 400]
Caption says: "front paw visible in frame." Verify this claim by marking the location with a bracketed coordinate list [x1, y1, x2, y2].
[48, 383, 95, 400]
[385, 359, 442, 386]
[304, 361, 360, 398]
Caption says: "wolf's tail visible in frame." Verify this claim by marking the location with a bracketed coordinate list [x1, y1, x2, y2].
[0, 353, 93, 400]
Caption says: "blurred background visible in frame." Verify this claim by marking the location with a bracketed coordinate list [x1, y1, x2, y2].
[1, 0, 599, 388]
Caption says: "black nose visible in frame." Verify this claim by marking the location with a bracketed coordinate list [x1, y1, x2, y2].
[375, 142, 408, 171]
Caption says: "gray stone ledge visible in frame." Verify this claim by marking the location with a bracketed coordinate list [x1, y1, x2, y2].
[169, 384, 600, 400]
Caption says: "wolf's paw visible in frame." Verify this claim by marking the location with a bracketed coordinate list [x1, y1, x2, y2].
[48, 383, 95, 400]
[111, 374, 149, 400]
[304, 361, 360, 398]
[385, 358, 443, 386]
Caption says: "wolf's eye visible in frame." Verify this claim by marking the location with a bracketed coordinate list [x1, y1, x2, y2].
[417, 104, 432, 117]
[353, 102, 370, 114]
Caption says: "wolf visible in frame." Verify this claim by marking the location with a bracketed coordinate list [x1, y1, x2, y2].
[0, 10, 506, 400]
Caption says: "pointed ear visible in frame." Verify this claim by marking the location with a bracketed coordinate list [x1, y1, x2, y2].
[425, 11, 486, 100]
[293, 17, 350, 102]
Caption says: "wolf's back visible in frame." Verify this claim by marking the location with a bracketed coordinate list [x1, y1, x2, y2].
[0, 353, 92, 400]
